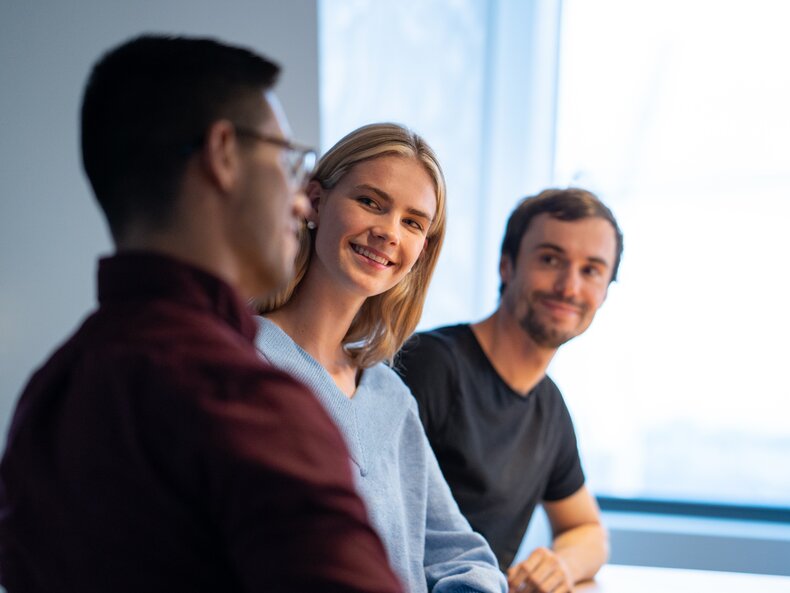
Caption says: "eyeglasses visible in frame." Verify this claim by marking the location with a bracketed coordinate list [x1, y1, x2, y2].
[233, 126, 317, 188]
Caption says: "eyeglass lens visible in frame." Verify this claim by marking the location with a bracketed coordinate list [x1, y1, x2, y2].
[285, 149, 317, 188]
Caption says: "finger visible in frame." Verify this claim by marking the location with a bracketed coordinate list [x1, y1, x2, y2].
[514, 550, 552, 593]
[512, 578, 539, 593]
[507, 563, 524, 582]
[507, 564, 524, 585]
[537, 570, 568, 593]
[508, 558, 535, 589]
[524, 547, 549, 574]
[508, 565, 540, 593]
[528, 557, 558, 588]
[534, 560, 572, 593]
[507, 568, 529, 593]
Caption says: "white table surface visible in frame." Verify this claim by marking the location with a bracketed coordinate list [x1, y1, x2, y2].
[576, 563, 790, 592]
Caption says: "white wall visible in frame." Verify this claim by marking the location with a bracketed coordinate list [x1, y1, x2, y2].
[0, 0, 320, 438]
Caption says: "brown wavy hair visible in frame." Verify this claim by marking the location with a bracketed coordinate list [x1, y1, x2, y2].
[500, 187, 624, 295]
[257, 122, 447, 368]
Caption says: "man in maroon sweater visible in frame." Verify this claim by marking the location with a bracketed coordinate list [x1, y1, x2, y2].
[0, 35, 402, 593]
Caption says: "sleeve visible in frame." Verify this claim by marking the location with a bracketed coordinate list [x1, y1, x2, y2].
[542, 393, 586, 502]
[200, 369, 404, 593]
[395, 333, 457, 439]
[419, 429, 508, 593]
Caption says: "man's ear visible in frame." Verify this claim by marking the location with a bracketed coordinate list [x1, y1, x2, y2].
[201, 120, 240, 194]
[305, 180, 323, 226]
[600, 283, 610, 307]
[499, 254, 514, 286]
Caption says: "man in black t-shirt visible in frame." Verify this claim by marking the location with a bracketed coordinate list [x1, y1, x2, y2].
[398, 188, 623, 593]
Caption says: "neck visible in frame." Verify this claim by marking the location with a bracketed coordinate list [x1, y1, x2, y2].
[115, 191, 273, 301]
[265, 262, 364, 394]
[118, 225, 237, 286]
[471, 307, 557, 395]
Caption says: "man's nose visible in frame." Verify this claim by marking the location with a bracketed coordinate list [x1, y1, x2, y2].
[554, 267, 582, 298]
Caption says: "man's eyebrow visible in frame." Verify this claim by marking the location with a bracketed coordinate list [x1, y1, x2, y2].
[534, 242, 611, 268]
[534, 242, 566, 255]
[354, 184, 434, 223]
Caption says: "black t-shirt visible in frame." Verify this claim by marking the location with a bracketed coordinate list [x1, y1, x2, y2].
[396, 324, 585, 570]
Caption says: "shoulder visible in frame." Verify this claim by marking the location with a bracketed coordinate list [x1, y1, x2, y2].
[71, 309, 341, 455]
[173, 348, 349, 467]
[254, 316, 297, 359]
[204, 364, 344, 444]
[396, 323, 473, 374]
[73, 304, 261, 390]
[402, 323, 471, 354]
[97, 311, 320, 419]
[537, 375, 577, 430]
[535, 375, 569, 410]
[536, 374, 564, 399]
[395, 327, 477, 432]
[136, 328, 319, 420]
[366, 362, 419, 411]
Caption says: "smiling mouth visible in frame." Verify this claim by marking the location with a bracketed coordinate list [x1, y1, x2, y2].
[351, 243, 393, 266]
[539, 296, 583, 316]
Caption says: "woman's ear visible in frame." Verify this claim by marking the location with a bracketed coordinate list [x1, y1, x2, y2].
[305, 180, 323, 226]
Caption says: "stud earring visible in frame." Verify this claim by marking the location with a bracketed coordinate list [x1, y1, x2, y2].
[306, 221, 317, 230]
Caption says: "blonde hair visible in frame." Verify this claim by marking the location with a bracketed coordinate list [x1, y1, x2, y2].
[258, 122, 447, 368]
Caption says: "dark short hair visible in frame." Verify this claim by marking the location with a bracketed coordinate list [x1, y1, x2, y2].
[500, 188, 624, 293]
[81, 34, 280, 239]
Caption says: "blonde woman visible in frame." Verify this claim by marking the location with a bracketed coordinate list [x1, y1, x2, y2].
[255, 123, 506, 593]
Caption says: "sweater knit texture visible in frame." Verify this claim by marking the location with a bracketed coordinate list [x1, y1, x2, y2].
[255, 317, 507, 593]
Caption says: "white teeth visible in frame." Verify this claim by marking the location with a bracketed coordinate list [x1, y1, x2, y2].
[353, 244, 389, 265]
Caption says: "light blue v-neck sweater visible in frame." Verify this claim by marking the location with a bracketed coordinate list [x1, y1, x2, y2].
[255, 318, 507, 593]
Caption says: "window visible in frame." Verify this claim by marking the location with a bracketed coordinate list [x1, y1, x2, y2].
[320, 0, 790, 512]
[552, 0, 790, 509]
[319, 0, 491, 323]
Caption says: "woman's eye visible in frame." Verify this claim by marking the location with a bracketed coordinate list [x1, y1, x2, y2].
[357, 196, 379, 209]
[539, 254, 558, 266]
[405, 219, 424, 232]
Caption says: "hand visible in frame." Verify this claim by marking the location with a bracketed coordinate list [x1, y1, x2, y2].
[507, 547, 574, 593]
